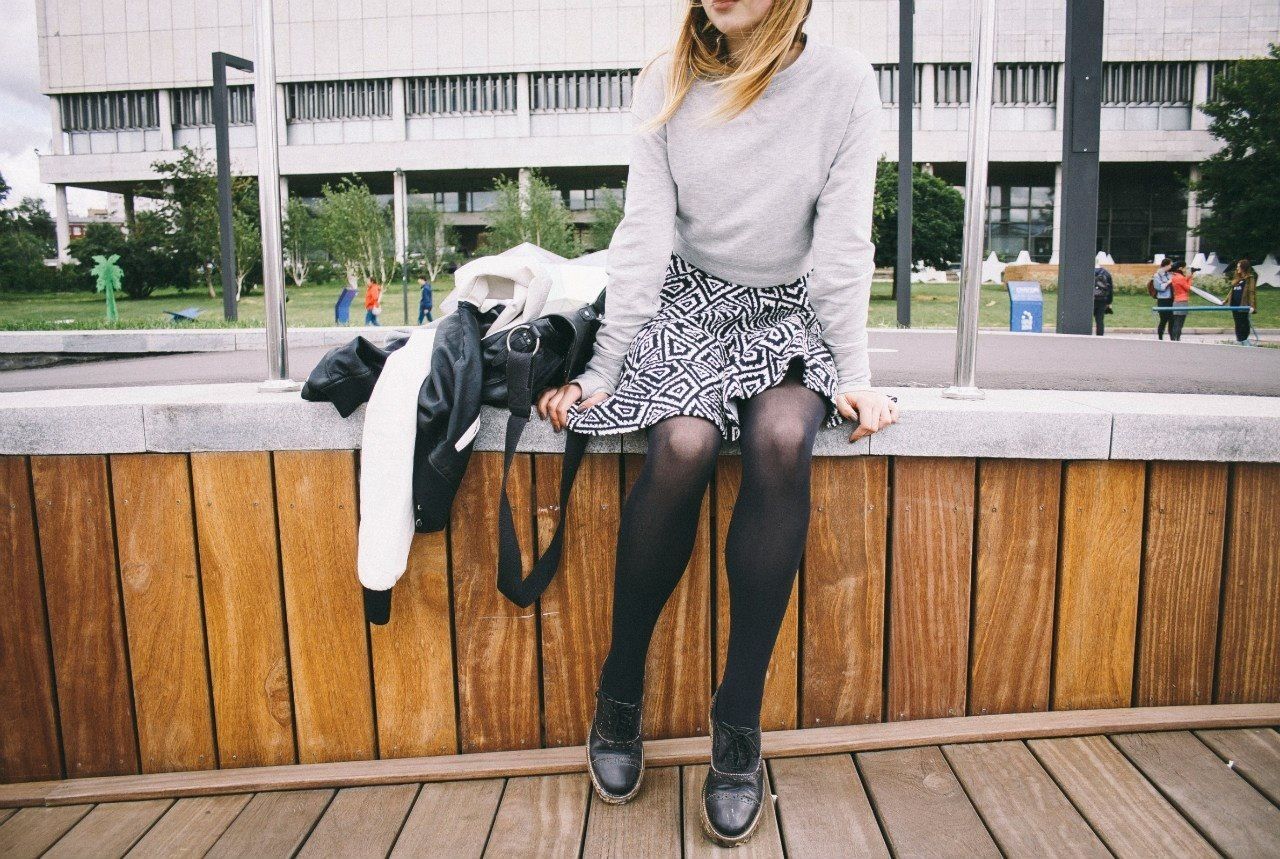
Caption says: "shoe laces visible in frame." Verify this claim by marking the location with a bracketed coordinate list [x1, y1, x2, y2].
[596, 692, 641, 742]
[714, 720, 761, 774]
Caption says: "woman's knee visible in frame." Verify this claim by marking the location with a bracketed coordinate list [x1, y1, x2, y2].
[648, 415, 721, 477]
[743, 412, 817, 474]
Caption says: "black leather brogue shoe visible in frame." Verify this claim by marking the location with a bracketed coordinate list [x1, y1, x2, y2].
[701, 696, 766, 846]
[586, 689, 644, 803]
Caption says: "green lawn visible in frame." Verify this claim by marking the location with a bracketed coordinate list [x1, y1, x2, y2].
[0, 277, 1271, 332]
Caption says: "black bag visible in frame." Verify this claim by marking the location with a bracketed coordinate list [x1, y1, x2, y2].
[486, 289, 607, 607]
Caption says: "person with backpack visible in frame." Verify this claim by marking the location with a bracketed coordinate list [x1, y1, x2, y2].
[1093, 265, 1114, 336]
[1149, 258, 1174, 339]
[1168, 260, 1192, 341]
[533, 2, 896, 846]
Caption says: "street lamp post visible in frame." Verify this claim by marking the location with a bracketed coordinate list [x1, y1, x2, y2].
[212, 51, 253, 324]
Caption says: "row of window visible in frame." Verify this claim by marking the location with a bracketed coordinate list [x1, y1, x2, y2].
[59, 61, 1236, 133]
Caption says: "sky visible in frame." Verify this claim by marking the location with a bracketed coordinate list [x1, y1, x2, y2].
[1, 2, 111, 216]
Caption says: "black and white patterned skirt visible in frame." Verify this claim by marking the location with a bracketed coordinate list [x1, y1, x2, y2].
[565, 251, 846, 442]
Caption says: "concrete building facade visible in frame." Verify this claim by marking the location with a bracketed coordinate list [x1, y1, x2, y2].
[34, 0, 1280, 264]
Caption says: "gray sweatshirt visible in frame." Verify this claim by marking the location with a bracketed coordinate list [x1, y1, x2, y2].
[571, 39, 882, 399]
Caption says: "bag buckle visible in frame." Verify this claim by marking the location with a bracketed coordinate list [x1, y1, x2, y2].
[505, 325, 540, 356]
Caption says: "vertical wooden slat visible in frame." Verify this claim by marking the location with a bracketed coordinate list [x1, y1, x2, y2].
[536, 453, 621, 748]
[716, 456, 799, 732]
[1053, 460, 1145, 711]
[0, 457, 61, 782]
[1136, 462, 1227, 706]
[110, 453, 216, 773]
[191, 452, 295, 769]
[969, 459, 1060, 715]
[31, 455, 139, 778]
[888, 457, 975, 721]
[1217, 462, 1280, 703]
[624, 453, 712, 740]
[450, 452, 540, 752]
[801, 457, 887, 728]
[274, 450, 374, 764]
[370, 530, 458, 759]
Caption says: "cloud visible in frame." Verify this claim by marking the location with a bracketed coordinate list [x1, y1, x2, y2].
[0, 1, 110, 214]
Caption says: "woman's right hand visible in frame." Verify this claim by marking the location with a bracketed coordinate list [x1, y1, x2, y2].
[537, 382, 608, 432]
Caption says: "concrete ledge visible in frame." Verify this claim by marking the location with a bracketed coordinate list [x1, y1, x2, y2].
[2, 382, 1278, 461]
[0, 326, 413, 355]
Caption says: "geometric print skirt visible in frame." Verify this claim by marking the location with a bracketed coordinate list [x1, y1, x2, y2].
[565, 251, 846, 443]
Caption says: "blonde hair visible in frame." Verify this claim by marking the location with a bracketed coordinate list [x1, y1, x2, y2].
[637, 0, 813, 133]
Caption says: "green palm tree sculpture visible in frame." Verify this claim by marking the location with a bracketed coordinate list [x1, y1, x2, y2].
[91, 254, 123, 323]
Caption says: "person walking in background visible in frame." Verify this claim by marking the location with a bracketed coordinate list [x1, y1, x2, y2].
[417, 275, 434, 324]
[1168, 260, 1192, 341]
[334, 282, 358, 325]
[1092, 265, 1114, 336]
[364, 278, 383, 326]
[1228, 258, 1258, 345]
[1151, 257, 1173, 339]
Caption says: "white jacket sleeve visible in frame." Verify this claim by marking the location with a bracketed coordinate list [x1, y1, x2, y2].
[570, 55, 678, 398]
[807, 64, 882, 394]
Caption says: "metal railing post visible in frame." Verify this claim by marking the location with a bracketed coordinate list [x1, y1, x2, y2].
[943, 0, 998, 400]
[895, 0, 915, 328]
[253, 0, 297, 390]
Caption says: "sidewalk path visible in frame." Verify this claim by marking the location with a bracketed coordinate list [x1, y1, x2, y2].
[1, 329, 1275, 396]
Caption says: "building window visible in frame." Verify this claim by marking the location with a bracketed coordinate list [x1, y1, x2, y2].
[1206, 61, 1237, 102]
[934, 64, 971, 106]
[995, 63, 1058, 106]
[1096, 164, 1187, 263]
[872, 64, 923, 106]
[568, 187, 623, 211]
[1102, 62, 1194, 106]
[465, 190, 500, 212]
[530, 69, 638, 112]
[986, 183, 1055, 262]
[284, 80, 393, 122]
[405, 74, 518, 115]
[61, 91, 160, 131]
[172, 86, 255, 127]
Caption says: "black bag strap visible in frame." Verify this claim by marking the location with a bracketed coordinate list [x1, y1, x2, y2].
[496, 327, 590, 608]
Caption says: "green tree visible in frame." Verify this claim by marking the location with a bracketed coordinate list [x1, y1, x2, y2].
[231, 176, 261, 298]
[283, 197, 318, 288]
[151, 146, 220, 295]
[478, 170, 579, 257]
[406, 202, 461, 281]
[317, 177, 394, 287]
[0, 175, 78, 293]
[587, 185, 625, 251]
[70, 212, 185, 300]
[1193, 44, 1280, 261]
[873, 160, 964, 272]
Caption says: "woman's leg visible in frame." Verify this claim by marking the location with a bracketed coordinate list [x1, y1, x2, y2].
[717, 357, 826, 728]
[1157, 298, 1172, 339]
[597, 414, 722, 703]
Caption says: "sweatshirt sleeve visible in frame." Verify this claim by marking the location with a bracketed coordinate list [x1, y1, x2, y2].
[807, 63, 882, 395]
[570, 56, 678, 399]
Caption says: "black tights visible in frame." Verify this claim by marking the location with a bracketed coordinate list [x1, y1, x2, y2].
[597, 357, 826, 728]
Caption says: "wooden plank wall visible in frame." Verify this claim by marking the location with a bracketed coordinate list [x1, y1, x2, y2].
[1, 453, 1277, 783]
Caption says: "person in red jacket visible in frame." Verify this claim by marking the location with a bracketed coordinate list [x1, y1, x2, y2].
[364, 279, 383, 326]
[1167, 260, 1192, 341]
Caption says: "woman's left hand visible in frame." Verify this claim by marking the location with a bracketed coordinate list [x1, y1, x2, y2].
[835, 389, 899, 443]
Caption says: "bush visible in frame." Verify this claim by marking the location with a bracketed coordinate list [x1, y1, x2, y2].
[69, 215, 186, 299]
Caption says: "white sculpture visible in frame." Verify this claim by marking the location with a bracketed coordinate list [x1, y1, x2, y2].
[981, 251, 1007, 284]
[1254, 254, 1280, 288]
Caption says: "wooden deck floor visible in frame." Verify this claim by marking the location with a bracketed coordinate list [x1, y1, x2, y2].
[2, 725, 1277, 858]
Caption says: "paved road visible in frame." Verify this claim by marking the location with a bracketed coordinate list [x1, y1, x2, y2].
[1, 329, 1276, 396]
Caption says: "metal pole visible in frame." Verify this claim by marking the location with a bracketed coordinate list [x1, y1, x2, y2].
[895, 0, 914, 327]
[253, 0, 296, 389]
[942, 0, 998, 400]
[1056, 0, 1104, 334]
[394, 168, 409, 324]
[213, 52, 253, 323]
